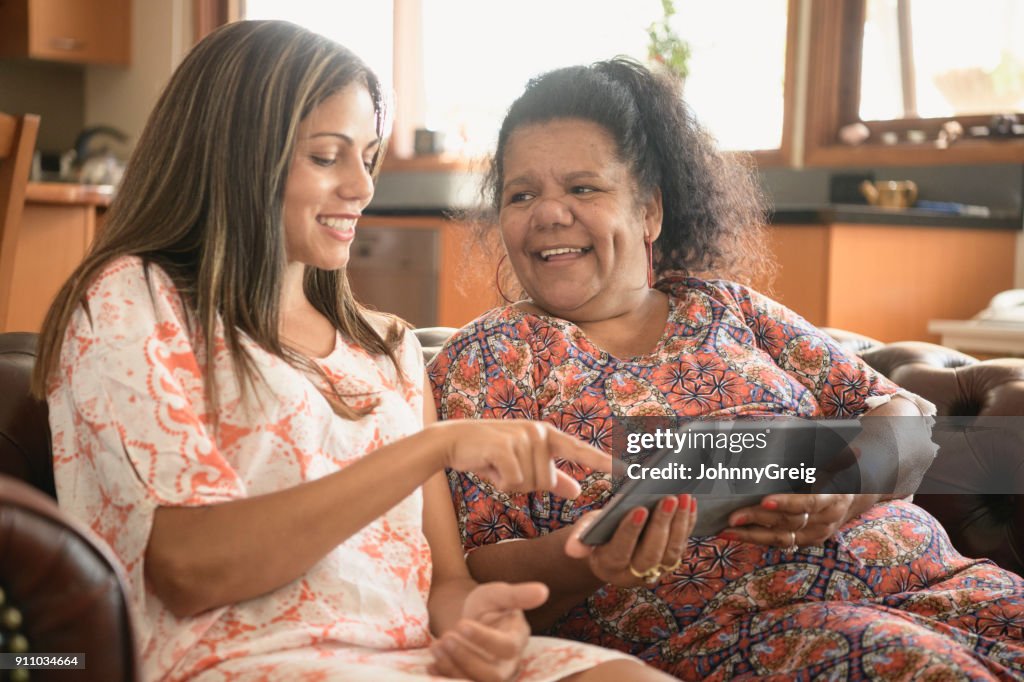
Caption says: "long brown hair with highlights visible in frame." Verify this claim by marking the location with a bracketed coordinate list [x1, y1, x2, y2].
[32, 20, 405, 419]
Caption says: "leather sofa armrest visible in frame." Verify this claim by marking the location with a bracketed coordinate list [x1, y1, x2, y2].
[0, 474, 137, 681]
[826, 332, 1024, 574]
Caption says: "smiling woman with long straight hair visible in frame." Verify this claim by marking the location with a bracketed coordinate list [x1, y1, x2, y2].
[30, 21, 672, 682]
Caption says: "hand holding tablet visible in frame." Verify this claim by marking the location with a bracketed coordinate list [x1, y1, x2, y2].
[566, 493, 698, 588]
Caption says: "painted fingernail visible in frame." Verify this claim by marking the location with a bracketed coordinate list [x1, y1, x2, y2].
[661, 497, 678, 514]
[762, 499, 779, 510]
[719, 530, 738, 540]
[677, 494, 690, 509]
[732, 514, 748, 526]
[632, 508, 648, 525]
[690, 496, 697, 513]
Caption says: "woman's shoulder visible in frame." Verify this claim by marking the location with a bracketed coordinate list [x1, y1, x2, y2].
[660, 273, 767, 309]
[85, 255, 178, 301]
[74, 255, 191, 341]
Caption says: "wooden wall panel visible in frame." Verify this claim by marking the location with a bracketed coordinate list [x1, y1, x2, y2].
[439, 221, 501, 328]
[826, 224, 1016, 342]
[764, 223, 831, 325]
[4, 203, 92, 332]
[358, 216, 501, 329]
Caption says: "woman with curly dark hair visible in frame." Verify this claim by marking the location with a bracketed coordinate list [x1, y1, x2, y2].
[428, 57, 1024, 678]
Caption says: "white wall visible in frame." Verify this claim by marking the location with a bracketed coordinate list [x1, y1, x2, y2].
[83, 0, 193, 143]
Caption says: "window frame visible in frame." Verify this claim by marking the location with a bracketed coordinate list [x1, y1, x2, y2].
[804, 0, 1024, 167]
[389, 0, 800, 170]
[202, 0, 801, 170]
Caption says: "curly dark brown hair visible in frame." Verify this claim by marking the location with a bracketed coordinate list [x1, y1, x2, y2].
[477, 56, 774, 288]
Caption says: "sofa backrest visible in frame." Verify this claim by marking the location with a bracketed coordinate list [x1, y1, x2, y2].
[0, 332, 54, 496]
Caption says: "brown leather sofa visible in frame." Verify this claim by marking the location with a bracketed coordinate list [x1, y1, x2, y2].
[1, 328, 1022, 682]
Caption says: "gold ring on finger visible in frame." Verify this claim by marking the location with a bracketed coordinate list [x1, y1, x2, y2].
[628, 563, 665, 585]
[797, 512, 810, 530]
[781, 531, 799, 553]
[657, 557, 683, 573]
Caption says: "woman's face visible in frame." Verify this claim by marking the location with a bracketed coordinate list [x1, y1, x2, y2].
[499, 118, 662, 321]
[283, 82, 380, 271]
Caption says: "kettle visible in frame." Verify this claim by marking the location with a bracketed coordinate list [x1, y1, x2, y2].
[859, 180, 918, 209]
[70, 125, 129, 186]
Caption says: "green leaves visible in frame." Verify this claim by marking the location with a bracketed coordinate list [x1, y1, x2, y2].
[647, 0, 691, 82]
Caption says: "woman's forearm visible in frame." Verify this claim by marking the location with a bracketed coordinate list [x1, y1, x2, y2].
[146, 427, 448, 618]
[466, 530, 603, 631]
[428, 575, 480, 634]
[860, 395, 937, 499]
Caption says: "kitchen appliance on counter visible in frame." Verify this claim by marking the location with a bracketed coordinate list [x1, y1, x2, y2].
[368, 168, 480, 214]
[71, 125, 129, 186]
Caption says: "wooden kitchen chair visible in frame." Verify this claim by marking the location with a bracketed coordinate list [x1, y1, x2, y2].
[0, 112, 40, 332]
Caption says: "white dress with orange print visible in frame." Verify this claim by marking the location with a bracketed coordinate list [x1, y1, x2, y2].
[47, 257, 629, 682]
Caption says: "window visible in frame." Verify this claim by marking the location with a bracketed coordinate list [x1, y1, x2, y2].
[860, 0, 1024, 121]
[242, 0, 394, 91]
[806, 0, 1024, 166]
[419, 0, 790, 156]
[240, 0, 792, 160]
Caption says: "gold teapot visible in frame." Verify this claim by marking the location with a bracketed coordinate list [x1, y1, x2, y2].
[859, 180, 918, 209]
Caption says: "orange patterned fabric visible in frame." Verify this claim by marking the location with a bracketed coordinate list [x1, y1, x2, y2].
[429, 276, 1024, 679]
[48, 257, 627, 682]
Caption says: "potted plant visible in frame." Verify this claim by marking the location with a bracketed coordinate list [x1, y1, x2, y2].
[647, 0, 691, 82]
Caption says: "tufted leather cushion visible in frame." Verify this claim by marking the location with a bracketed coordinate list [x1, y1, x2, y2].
[821, 327, 885, 355]
[0, 474, 137, 681]
[851, 339, 1024, 574]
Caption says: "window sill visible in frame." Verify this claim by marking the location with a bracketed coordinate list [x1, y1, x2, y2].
[805, 138, 1024, 167]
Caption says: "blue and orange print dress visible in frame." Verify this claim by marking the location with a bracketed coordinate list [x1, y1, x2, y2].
[428, 275, 1024, 680]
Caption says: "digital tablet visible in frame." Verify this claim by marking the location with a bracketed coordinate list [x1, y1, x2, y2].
[577, 418, 862, 545]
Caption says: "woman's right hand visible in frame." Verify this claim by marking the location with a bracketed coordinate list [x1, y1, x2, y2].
[425, 420, 612, 499]
[565, 495, 697, 588]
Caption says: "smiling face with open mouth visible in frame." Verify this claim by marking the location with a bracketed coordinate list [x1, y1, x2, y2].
[498, 118, 662, 322]
[282, 82, 380, 272]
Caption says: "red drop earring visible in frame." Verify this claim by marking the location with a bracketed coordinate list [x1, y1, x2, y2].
[645, 238, 654, 289]
[495, 253, 515, 304]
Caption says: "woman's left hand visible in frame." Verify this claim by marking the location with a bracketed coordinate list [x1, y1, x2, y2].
[722, 493, 869, 549]
[428, 581, 546, 681]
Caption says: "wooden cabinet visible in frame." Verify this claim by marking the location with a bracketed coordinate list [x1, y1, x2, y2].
[2, 182, 108, 333]
[358, 216, 502, 329]
[0, 0, 131, 66]
[764, 222, 1018, 343]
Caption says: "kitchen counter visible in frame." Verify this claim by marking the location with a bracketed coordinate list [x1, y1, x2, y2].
[25, 181, 114, 207]
[771, 204, 1021, 230]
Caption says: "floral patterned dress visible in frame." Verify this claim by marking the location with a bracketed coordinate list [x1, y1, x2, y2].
[428, 275, 1024, 680]
[47, 257, 630, 682]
